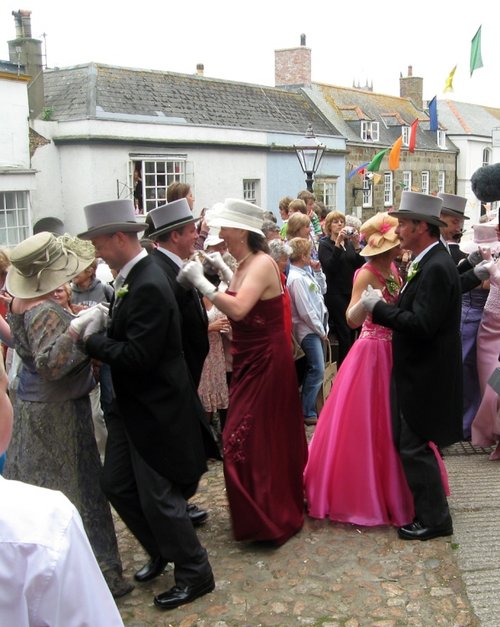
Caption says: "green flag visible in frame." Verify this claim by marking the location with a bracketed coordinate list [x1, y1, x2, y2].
[470, 26, 483, 76]
[366, 148, 389, 172]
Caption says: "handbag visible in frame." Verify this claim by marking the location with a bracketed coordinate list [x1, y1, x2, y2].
[316, 339, 337, 413]
[291, 334, 305, 361]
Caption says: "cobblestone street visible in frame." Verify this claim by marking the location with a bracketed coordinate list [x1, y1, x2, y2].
[114, 438, 492, 626]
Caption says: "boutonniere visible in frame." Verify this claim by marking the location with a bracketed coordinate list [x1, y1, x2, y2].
[308, 281, 319, 293]
[385, 274, 400, 296]
[116, 284, 129, 299]
[406, 262, 420, 282]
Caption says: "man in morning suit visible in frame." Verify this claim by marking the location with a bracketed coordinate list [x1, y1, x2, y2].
[79, 200, 215, 610]
[361, 192, 463, 541]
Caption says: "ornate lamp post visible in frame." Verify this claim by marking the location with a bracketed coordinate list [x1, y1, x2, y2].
[294, 125, 326, 192]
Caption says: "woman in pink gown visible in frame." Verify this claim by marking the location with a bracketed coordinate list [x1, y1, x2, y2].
[304, 213, 415, 526]
[178, 199, 307, 545]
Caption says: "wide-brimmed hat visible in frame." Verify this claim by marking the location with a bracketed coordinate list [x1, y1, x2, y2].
[203, 227, 225, 250]
[78, 199, 145, 239]
[147, 198, 196, 239]
[460, 222, 500, 255]
[437, 193, 470, 219]
[206, 198, 265, 237]
[6, 232, 96, 299]
[360, 212, 400, 257]
[390, 191, 446, 227]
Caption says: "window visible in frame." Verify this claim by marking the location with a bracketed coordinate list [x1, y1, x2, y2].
[403, 171, 412, 192]
[362, 174, 372, 208]
[437, 130, 447, 149]
[315, 177, 337, 211]
[383, 172, 393, 206]
[402, 126, 410, 147]
[0, 191, 31, 247]
[421, 171, 430, 194]
[483, 148, 491, 167]
[438, 171, 446, 193]
[361, 121, 379, 142]
[243, 179, 260, 204]
[128, 156, 191, 214]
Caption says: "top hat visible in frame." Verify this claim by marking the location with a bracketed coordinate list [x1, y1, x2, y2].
[6, 232, 96, 298]
[390, 191, 446, 227]
[459, 222, 500, 255]
[78, 199, 145, 239]
[206, 198, 265, 236]
[437, 193, 469, 219]
[359, 212, 400, 257]
[147, 199, 196, 239]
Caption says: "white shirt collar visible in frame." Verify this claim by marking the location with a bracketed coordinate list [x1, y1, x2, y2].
[157, 246, 184, 268]
[118, 249, 148, 280]
[412, 240, 440, 265]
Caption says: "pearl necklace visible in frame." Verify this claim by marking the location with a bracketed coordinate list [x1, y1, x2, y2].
[235, 251, 253, 269]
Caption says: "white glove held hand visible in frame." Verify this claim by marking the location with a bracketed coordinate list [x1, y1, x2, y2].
[177, 259, 218, 301]
[69, 304, 108, 339]
[360, 284, 383, 313]
[346, 299, 367, 328]
[205, 252, 233, 284]
[473, 259, 495, 281]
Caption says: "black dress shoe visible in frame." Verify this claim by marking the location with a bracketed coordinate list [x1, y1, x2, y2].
[134, 556, 168, 582]
[187, 503, 208, 527]
[398, 520, 453, 541]
[154, 574, 215, 610]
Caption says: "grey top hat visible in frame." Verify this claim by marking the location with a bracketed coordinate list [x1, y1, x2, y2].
[147, 199, 196, 239]
[78, 200, 145, 239]
[390, 191, 446, 227]
[437, 193, 469, 219]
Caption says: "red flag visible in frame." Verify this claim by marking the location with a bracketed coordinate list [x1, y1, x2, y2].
[389, 136, 403, 171]
[409, 119, 419, 153]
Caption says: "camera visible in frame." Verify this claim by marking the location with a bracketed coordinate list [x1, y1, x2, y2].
[344, 227, 356, 238]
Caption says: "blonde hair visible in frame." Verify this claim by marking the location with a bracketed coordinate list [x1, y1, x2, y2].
[324, 211, 346, 234]
[288, 237, 311, 262]
[286, 213, 310, 239]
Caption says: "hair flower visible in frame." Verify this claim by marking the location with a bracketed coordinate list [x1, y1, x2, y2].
[379, 221, 391, 235]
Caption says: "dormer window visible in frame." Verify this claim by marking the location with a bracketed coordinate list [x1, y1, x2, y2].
[402, 126, 410, 147]
[437, 130, 447, 149]
[361, 121, 379, 142]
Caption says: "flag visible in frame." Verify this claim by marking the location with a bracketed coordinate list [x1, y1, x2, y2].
[409, 118, 419, 153]
[367, 148, 389, 172]
[348, 161, 369, 180]
[428, 96, 438, 132]
[372, 173, 382, 185]
[444, 65, 457, 92]
[470, 26, 483, 76]
[389, 136, 403, 171]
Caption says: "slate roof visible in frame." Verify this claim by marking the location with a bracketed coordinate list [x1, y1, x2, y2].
[42, 63, 340, 137]
[437, 99, 500, 136]
[309, 83, 454, 151]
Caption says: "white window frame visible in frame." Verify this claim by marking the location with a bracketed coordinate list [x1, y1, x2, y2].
[402, 126, 410, 147]
[421, 171, 430, 194]
[437, 130, 447, 149]
[315, 177, 337, 211]
[361, 121, 380, 142]
[362, 174, 373, 208]
[243, 179, 260, 205]
[482, 147, 491, 167]
[128, 155, 191, 214]
[0, 191, 31, 247]
[438, 171, 446, 194]
[403, 171, 412, 193]
[383, 172, 393, 206]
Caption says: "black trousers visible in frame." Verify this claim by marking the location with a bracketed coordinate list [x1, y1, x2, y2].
[325, 292, 356, 366]
[100, 410, 211, 585]
[391, 382, 451, 528]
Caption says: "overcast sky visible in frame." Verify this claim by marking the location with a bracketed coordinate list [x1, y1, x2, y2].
[1, 0, 498, 109]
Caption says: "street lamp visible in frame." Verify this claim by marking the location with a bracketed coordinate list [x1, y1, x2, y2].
[294, 125, 326, 192]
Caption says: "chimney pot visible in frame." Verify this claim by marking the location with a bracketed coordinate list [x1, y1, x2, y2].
[408, 65, 412, 77]
[196, 63, 204, 76]
[300, 33, 306, 46]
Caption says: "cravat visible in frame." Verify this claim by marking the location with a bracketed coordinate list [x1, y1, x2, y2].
[113, 274, 125, 296]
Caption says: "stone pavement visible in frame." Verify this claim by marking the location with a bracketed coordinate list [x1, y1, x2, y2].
[114, 438, 499, 626]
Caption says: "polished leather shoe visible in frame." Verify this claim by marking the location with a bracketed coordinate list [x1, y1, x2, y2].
[187, 503, 208, 527]
[398, 519, 453, 541]
[154, 574, 215, 610]
[134, 556, 168, 582]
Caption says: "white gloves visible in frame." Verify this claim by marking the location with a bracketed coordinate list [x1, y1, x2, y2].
[177, 259, 218, 301]
[360, 284, 383, 313]
[473, 259, 495, 281]
[205, 252, 233, 285]
[69, 304, 109, 340]
[467, 249, 484, 267]
[346, 299, 367, 328]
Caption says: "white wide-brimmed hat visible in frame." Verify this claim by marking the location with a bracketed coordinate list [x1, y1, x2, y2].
[147, 198, 196, 239]
[78, 199, 145, 239]
[460, 222, 500, 255]
[203, 227, 225, 250]
[6, 232, 96, 299]
[437, 193, 470, 219]
[206, 198, 265, 236]
[359, 212, 400, 257]
[390, 191, 446, 227]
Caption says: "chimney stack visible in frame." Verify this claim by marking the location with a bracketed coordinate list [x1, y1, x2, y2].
[275, 35, 311, 88]
[196, 63, 204, 76]
[399, 64, 423, 110]
[8, 10, 45, 119]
